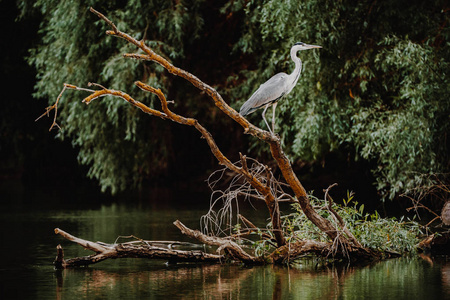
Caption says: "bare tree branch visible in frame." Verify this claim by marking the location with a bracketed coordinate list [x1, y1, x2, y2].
[53, 228, 224, 269]
[174, 220, 265, 265]
[89, 7, 273, 141]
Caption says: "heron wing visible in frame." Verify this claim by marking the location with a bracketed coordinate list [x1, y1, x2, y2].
[239, 72, 288, 116]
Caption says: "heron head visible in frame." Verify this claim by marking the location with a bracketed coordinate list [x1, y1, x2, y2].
[293, 42, 322, 50]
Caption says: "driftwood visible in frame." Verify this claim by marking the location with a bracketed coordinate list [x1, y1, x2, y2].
[54, 222, 268, 269]
[53, 227, 223, 268]
[173, 220, 265, 265]
[271, 240, 404, 265]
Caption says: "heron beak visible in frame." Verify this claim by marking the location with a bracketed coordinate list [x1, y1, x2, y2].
[305, 44, 322, 49]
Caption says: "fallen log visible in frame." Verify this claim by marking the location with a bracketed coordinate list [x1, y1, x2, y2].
[53, 228, 223, 269]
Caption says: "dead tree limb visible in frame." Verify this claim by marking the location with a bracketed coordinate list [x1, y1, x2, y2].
[53, 228, 223, 269]
[173, 220, 265, 265]
[269, 141, 344, 243]
[270, 240, 384, 265]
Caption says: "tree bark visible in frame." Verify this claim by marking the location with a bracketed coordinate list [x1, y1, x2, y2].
[417, 232, 450, 255]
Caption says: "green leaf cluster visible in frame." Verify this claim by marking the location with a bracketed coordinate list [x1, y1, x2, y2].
[241, 192, 421, 257]
[281, 193, 421, 254]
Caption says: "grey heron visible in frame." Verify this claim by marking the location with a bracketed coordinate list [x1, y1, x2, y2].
[239, 42, 321, 133]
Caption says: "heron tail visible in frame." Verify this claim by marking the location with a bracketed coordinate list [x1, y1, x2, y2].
[239, 101, 257, 116]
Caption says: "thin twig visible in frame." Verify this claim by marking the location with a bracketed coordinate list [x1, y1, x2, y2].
[35, 85, 67, 131]
[88, 82, 107, 90]
[89, 7, 118, 33]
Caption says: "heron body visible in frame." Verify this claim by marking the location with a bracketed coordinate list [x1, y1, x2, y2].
[239, 42, 321, 133]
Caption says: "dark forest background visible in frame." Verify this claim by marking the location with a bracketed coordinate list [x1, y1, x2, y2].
[1, 0, 448, 214]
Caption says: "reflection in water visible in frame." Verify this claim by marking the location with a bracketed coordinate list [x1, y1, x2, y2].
[51, 258, 449, 300]
[443, 264, 450, 296]
[421, 254, 450, 298]
[272, 274, 282, 300]
[55, 264, 255, 299]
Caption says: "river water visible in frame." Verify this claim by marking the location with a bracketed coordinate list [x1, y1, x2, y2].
[0, 181, 449, 299]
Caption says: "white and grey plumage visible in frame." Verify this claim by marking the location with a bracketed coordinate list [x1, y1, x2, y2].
[239, 42, 321, 133]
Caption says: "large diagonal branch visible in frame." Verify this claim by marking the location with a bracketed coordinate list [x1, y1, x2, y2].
[270, 142, 341, 241]
[88, 8, 343, 246]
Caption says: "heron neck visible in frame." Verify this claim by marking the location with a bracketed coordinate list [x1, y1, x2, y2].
[289, 48, 302, 91]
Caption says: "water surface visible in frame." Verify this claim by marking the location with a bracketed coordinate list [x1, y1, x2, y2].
[0, 182, 448, 299]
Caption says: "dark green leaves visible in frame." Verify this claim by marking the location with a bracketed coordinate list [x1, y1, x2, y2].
[24, 0, 449, 198]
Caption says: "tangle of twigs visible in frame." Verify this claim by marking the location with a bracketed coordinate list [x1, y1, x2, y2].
[200, 157, 296, 237]
[403, 173, 449, 227]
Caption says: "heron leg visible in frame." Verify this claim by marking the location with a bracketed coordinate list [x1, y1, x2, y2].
[272, 102, 278, 133]
[261, 105, 272, 134]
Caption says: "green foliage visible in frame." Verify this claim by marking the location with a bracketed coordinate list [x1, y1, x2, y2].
[23, 0, 449, 198]
[240, 192, 421, 258]
[281, 193, 421, 253]
[249, 229, 274, 258]
[20, 0, 205, 193]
